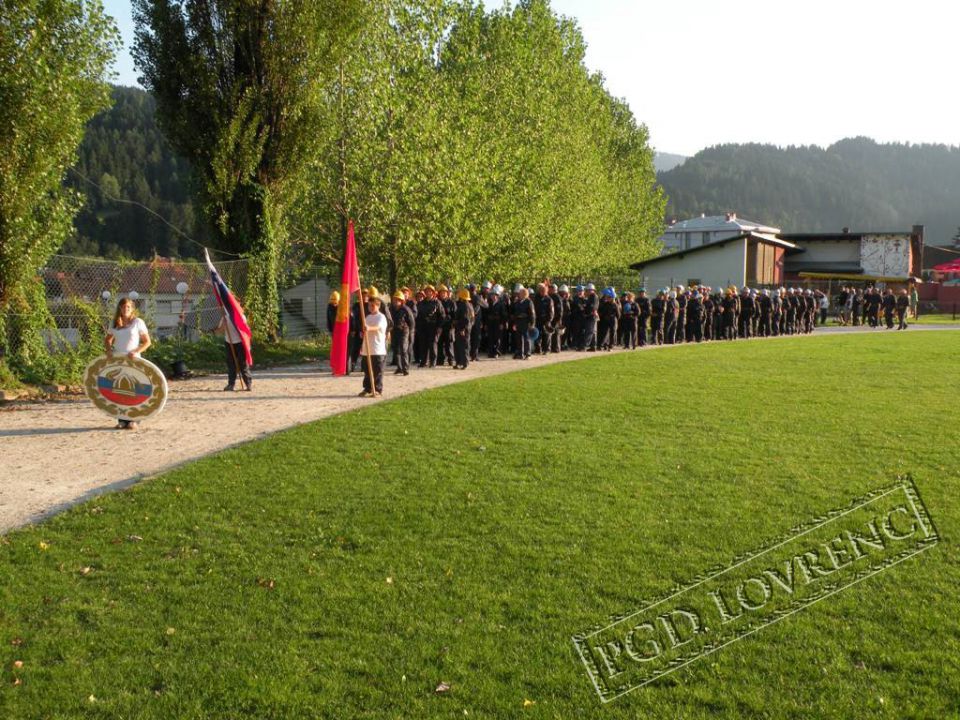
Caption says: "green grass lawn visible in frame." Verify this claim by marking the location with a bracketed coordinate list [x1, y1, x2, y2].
[1, 332, 958, 719]
[912, 312, 960, 324]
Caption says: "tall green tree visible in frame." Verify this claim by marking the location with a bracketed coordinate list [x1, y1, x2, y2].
[0, 0, 118, 370]
[132, 0, 366, 336]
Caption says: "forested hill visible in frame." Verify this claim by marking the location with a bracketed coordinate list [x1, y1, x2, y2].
[657, 138, 960, 245]
[63, 85, 211, 259]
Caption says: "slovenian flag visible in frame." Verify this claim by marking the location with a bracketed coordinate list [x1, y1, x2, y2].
[205, 248, 253, 366]
[331, 220, 360, 376]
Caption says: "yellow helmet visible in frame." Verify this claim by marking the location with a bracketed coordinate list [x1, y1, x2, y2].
[438, 284, 449, 293]
[457, 289, 470, 301]
[424, 284, 436, 293]
[392, 291, 404, 301]
[367, 285, 379, 298]
[329, 291, 340, 303]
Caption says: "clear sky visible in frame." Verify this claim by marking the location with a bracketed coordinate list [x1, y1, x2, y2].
[103, 0, 959, 157]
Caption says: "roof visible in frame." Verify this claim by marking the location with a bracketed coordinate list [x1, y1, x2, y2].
[631, 232, 798, 270]
[779, 231, 915, 242]
[663, 214, 781, 234]
[923, 245, 960, 270]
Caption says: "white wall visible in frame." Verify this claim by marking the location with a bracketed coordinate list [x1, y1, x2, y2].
[797, 240, 860, 263]
[641, 239, 747, 290]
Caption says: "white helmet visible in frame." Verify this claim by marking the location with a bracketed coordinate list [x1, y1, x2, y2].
[513, 283, 524, 293]
[668, 291, 677, 299]
[559, 284, 569, 293]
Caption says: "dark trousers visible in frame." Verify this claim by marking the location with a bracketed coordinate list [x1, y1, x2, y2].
[349, 332, 363, 370]
[664, 317, 676, 344]
[438, 326, 455, 364]
[582, 318, 597, 350]
[455, 330, 470, 367]
[417, 324, 439, 366]
[470, 324, 481, 361]
[885, 311, 895, 329]
[621, 318, 638, 348]
[550, 325, 563, 353]
[535, 322, 552, 354]
[487, 324, 502, 357]
[362, 354, 385, 394]
[392, 331, 410, 373]
[514, 321, 531, 358]
[638, 317, 649, 346]
[688, 316, 703, 343]
[897, 309, 907, 330]
[225, 342, 252, 388]
[651, 316, 663, 345]
[759, 314, 772, 337]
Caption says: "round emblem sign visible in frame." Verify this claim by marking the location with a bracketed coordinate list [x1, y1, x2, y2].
[83, 355, 168, 422]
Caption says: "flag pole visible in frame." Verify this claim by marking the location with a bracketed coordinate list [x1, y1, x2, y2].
[217, 290, 249, 391]
[205, 248, 248, 391]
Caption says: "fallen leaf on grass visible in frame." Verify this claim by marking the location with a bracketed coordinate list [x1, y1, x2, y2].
[127, 535, 143, 543]
[38, 542, 49, 551]
[385, 577, 393, 585]
[523, 699, 536, 708]
[12, 678, 21, 686]
[435, 681, 451, 694]
[165, 627, 176, 636]
[80, 567, 92, 576]
[10, 638, 23, 647]
[13, 661, 23, 669]
[257, 578, 276, 589]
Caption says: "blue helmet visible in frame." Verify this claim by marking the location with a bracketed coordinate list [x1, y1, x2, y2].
[602, 287, 615, 298]
[575, 284, 584, 293]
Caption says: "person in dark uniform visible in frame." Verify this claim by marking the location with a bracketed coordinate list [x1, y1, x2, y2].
[664, 290, 678, 344]
[881, 288, 896, 329]
[650, 289, 665, 345]
[851, 288, 863, 327]
[416, 285, 445, 368]
[403, 287, 418, 366]
[721, 289, 737, 340]
[701, 288, 714, 342]
[784, 288, 797, 335]
[549, 284, 565, 353]
[758, 289, 772, 337]
[582, 284, 599, 351]
[326, 291, 340, 335]
[454, 288, 475, 368]
[534, 283, 555, 355]
[436, 285, 457, 365]
[389, 291, 415, 375]
[620, 292, 638, 348]
[485, 285, 507, 357]
[348, 289, 367, 373]
[675, 286, 687, 343]
[771, 288, 782, 336]
[469, 283, 485, 362]
[867, 287, 882, 328]
[738, 287, 755, 339]
[636, 289, 651, 347]
[597, 288, 619, 350]
[895, 289, 909, 330]
[511, 285, 535, 359]
[686, 288, 703, 342]
[569, 285, 585, 350]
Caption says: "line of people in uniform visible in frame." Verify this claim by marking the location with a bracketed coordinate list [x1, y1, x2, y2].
[326, 281, 882, 384]
[835, 286, 912, 330]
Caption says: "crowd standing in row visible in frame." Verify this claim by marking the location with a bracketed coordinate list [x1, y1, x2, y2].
[326, 282, 912, 397]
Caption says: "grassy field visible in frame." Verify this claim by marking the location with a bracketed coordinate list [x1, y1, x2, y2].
[1, 331, 958, 719]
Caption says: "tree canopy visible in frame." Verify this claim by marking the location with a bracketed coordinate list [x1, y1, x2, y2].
[0, 0, 118, 369]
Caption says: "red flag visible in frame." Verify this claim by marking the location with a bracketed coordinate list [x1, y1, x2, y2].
[331, 221, 360, 375]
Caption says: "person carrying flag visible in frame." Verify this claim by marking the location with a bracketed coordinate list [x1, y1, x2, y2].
[205, 249, 253, 391]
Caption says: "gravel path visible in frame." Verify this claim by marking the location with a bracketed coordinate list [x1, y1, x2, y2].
[2, 324, 956, 534]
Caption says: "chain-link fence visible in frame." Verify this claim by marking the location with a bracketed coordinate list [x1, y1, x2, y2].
[40, 254, 341, 349]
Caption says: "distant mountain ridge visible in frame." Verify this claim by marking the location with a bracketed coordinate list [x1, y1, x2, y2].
[657, 138, 960, 245]
[654, 152, 687, 173]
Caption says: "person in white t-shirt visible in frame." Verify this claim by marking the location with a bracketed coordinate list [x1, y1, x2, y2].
[360, 296, 387, 398]
[104, 297, 152, 430]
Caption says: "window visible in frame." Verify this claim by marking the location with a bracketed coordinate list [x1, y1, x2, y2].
[701, 232, 711, 245]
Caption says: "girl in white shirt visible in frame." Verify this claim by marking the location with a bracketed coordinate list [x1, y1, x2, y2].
[104, 298, 151, 429]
